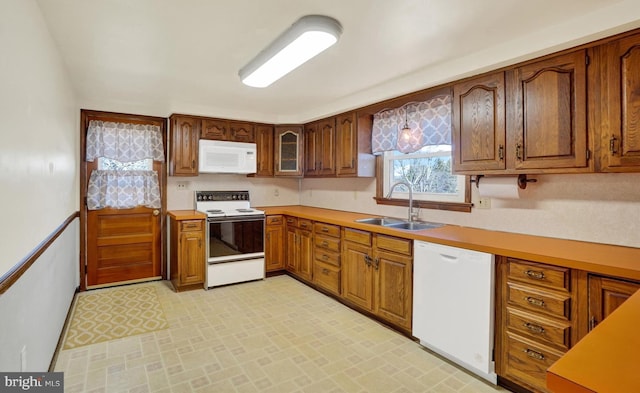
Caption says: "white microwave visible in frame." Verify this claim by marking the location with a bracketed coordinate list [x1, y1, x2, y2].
[198, 140, 257, 174]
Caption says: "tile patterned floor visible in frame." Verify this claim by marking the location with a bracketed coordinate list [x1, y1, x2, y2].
[54, 275, 511, 393]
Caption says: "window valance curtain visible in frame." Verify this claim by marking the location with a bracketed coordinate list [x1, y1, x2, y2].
[372, 95, 452, 154]
[86, 120, 164, 162]
[87, 170, 161, 210]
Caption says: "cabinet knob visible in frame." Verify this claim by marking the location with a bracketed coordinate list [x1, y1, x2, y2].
[153, 210, 160, 216]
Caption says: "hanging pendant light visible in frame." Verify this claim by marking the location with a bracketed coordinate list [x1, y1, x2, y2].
[400, 106, 412, 141]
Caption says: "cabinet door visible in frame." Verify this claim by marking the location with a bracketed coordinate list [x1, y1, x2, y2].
[265, 217, 285, 272]
[452, 71, 506, 173]
[201, 119, 229, 140]
[508, 50, 589, 171]
[230, 121, 255, 142]
[275, 126, 303, 176]
[600, 33, 640, 170]
[304, 122, 319, 176]
[342, 241, 374, 311]
[170, 116, 199, 176]
[588, 275, 640, 330]
[179, 230, 204, 285]
[317, 118, 336, 176]
[297, 229, 314, 281]
[374, 249, 413, 330]
[255, 125, 274, 177]
[336, 112, 358, 176]
[285, 225, 297, 272]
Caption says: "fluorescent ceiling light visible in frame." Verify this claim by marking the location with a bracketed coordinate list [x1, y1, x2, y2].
[239, 15, 342, 88]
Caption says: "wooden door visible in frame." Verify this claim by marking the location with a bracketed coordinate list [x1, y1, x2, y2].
[265, 216, 285, 272]
[304, 122, 319, 176]
[229, 121, 255, 142]
[452, 71, 506, 173]
[178, 228, 204, 285]
[201, 119, 229, 140]
[255, 125, 274, 177]
[82, 110, 166, 290]
[336, 112, 357, 176]
[169, 115, 199, 176]
[600, 33, 640, 170]
[297, 228, 314, 281]
[508, 50, 589, 171]
[317, 118, 336, 176]
[374, 249, 413, 330]
[274, 126, 303, 176]
[342, 241, 374, 311]
[285, 225, 297, 272]
[588, 275, 640, 330]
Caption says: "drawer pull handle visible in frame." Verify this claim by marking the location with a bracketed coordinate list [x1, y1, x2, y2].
[523, 322, 545, 334]
[525, 296, 546, 307]
[321, 227, 329, 232]
[524, 270, 545, 280]
[322, 254, 329, 260]
[523, 349, 545, 361]
[322, 241, 328, 246]
[322, 268, 329, 275]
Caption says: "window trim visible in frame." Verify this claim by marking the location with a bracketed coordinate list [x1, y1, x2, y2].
[374, 153, 473, 213]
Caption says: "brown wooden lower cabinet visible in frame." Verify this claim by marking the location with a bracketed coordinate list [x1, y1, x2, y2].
[588, 274, 640, 331]
[265, 215, 285, 272]
[169, 217, 205, 291]
[342, 228, 413, 332]
[285, 216, 313, 281]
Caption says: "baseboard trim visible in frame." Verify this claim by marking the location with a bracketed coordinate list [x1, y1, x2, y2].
[48, 285, 80, 372]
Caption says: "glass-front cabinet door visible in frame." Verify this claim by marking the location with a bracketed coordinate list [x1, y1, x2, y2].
[274, 126, 303, 176]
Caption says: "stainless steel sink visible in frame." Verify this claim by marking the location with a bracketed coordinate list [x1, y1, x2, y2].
[354, 217, 444, 231]
[385, 221, 444, 231]
[354, 217, 404, 226]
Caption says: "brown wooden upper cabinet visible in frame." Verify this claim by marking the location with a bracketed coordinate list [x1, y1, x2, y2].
[274, 125, 304, 177]
[229, 121, 255, 143]
[305, 117, 336, 177]
[169, 115, 200, 176]
[599, 33, 640, 171]
[453, 50, 590, 174]
[508, 50, 589, 172]
[201, 119, 229, 140]
[452, 71, 506, 172]
[254, 124, 274, 177]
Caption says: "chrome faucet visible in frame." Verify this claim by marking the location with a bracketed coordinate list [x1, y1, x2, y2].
[386, 180, 417, 222]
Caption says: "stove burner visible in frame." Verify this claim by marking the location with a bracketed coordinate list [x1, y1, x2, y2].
[206, 209, 223, 214]
[236, 208, 254, 213]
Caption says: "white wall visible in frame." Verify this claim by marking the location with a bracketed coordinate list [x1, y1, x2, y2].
[300, 173, 640, 248]
[0, 0, 79, 372]
[167, 175, 300, 210]
[0, 0, 79, 278]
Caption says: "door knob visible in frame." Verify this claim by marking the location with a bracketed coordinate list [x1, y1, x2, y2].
[153, 210, 160, 216]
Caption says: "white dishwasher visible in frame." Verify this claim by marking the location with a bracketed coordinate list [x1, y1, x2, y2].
[412, 241, 497, 384]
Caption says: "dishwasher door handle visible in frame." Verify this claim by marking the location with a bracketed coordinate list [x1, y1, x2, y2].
[439, 253, 459, 262]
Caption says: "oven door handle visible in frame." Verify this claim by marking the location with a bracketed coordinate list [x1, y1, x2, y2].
[207, 215, 265, 224]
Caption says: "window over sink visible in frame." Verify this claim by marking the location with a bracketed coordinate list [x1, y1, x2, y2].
[371, 93, 471, 212]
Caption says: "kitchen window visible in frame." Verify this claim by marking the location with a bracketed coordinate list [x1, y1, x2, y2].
[372, 94, 472, 212]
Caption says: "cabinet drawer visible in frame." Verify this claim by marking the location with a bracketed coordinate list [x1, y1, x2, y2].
[298, 219, 313, 231]
[344, 228, 372, 246]
[507, 258, 570, 291]
[504, 332, 564, 393]
[507, 282, 571, 320]
[314, 248, 340, 267]
[180, 220, 203, 232]
[285, 216, 298, 226]
[314, 222, 340, 237]
[267, 215, 284, 225]
[506, 307, 571, 350]
[313, 261, 340, 296]
[315, 234, 340, 252]
[375, 235, 412, 256]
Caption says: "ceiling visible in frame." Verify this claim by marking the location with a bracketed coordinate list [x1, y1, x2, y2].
[36, 0, 640, 123]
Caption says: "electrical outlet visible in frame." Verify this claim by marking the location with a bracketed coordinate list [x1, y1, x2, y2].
[273, 188, 279, 197]
[477, 197, 491, 209]
[176, 182, 188, 190]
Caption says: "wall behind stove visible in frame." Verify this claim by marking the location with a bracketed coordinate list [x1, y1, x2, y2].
[167, 175, 300, 210]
